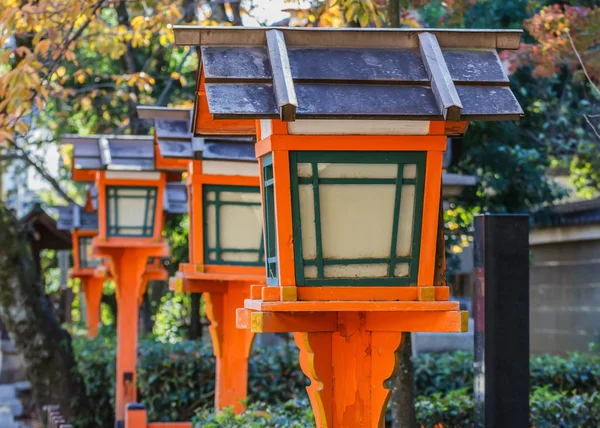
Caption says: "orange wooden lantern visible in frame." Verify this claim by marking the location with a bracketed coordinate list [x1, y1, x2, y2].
[57, 199, 109, 338]
[64, 134, 184, 426]
[174, 26, 523, 427]
[137, 105, 262, 413]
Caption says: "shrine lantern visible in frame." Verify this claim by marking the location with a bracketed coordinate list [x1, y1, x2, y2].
[137, 105, 261, 413]
[174, 26, 523, 427]
[64, 134, 184, 427]
[57, 197, 107, 338]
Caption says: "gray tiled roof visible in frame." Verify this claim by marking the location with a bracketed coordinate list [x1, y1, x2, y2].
[174, 27, 523, 122]
[65, 135, 155, 172]
[137, 106, 256, 162]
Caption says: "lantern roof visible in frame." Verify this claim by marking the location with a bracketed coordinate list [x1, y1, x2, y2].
[56, 204, 99, 231]
[174, 26, 523, 122]
[65, 135, 156, 171]
[137, 106, 256, 162]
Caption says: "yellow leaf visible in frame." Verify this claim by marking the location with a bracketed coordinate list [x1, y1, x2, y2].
[36, 39, 51, 56]
[15, 120, 29, 134]
[171, 71, 180, 80]
[76, 73, 85, 84]
[56, 66, 66, 77]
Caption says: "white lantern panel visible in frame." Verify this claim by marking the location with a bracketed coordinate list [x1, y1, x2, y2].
[219, 204, 263, 250]
[107, 186, 157, 237]
[394, 263, 410, 278]
[221, 251, 260, 262]
[297, 163, 313, 178]
[203, 185, 263, 266]
[396, 184, 416, 257]
[298, 184, 317, 260]
[319, 184, 396, 260]
[324, 263, 388, 278]
[317, 163, 397, 179]
[403, 164, 417, 179]
[304, 265, 318, 279]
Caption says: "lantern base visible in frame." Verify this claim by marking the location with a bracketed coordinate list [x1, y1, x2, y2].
[237, 308, 467, 428]
[169, 269, 261, 413]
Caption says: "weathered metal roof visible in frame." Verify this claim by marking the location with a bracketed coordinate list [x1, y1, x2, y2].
[57, 205, 99, 231]
[174, 26, 523, 122]
[65, 135, 156, 171]
[137, 106, 256, 162]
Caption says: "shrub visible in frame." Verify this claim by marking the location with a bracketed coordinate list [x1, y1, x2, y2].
[192, 398, 315, 427]
[192, 388, 600, 428]
[73, 334, 600, 425]
[413, 351, 600, 396]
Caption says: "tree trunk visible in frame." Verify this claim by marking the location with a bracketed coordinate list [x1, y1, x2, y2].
[390, 333, 417, 428]
[0, 204, 92, 425]
[189, 293, 202, 340]
[391, 198, 446, 427]
[387, 0, 401, 28]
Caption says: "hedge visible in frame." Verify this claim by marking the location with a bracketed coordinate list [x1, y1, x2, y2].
[73, 334, 600, 426]
[193, 388, 600, 427]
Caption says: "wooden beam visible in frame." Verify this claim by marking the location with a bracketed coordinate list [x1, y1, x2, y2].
[173, 26, 522, 50]
[249, 311, 337, 333]
[98, 137, 112, 167]
[266, 29, 297, 122]
[419, 32, 463, 121]
[365, 310, 468, 332]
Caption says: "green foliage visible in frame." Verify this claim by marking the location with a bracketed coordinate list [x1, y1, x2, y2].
[414, 351, 600, 396]
[192, 388, 600, 428]
[73, 335, 600, 425]
[192, 399, 315, 428]
[416, 387, 600, 427]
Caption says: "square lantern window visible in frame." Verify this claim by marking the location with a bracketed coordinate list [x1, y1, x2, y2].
[262, 154, 279, 285]
[106, 186, 158, 237]
[78, 236, 101, 269]
[203, 184, 264, 266]
[289, 151, 426, 286]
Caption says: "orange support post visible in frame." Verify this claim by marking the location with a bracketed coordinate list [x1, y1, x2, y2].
[81, 276, 105, 338]
[204, 281, 255, 413]
[96, 243, 168, 425]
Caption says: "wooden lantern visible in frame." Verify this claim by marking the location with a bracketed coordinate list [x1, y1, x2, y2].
[57, 199, 108, 338]
[137, 105, 262, 413]
[64, 134, 185, 426]
[174, 26, 523, 427]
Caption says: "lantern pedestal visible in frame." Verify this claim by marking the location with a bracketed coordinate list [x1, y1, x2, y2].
[237, 297, 467, 428]
[93, 239, 169, 426]
[79, 274, 105, 338]
[170, 264, 264, 413]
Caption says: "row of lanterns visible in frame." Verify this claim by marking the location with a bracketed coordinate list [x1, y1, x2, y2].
[57, 26, 523, 428]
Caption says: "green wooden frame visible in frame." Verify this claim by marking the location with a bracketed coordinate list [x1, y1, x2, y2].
[78, 236, 100, 268]
[106, 186, 157, 237]
[262, 154, 279, 285]
[202, 184, 264, 266]
[289, 151, 426, 287]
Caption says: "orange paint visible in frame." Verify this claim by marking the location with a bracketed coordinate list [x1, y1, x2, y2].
[417, 150, 444, 287]
[244, 299, 459, 312]
[154, 141, 188, 172]
[125, 406, 147, 428]
[93, 241, 169, 424]
[203, 281, 255, 413]
[428, 121, 446, 135]
[81, 276, 105, 338]
[255, 135, 447, 157]
[293, 314, 403, 428]
[272, 150, 295, 287]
